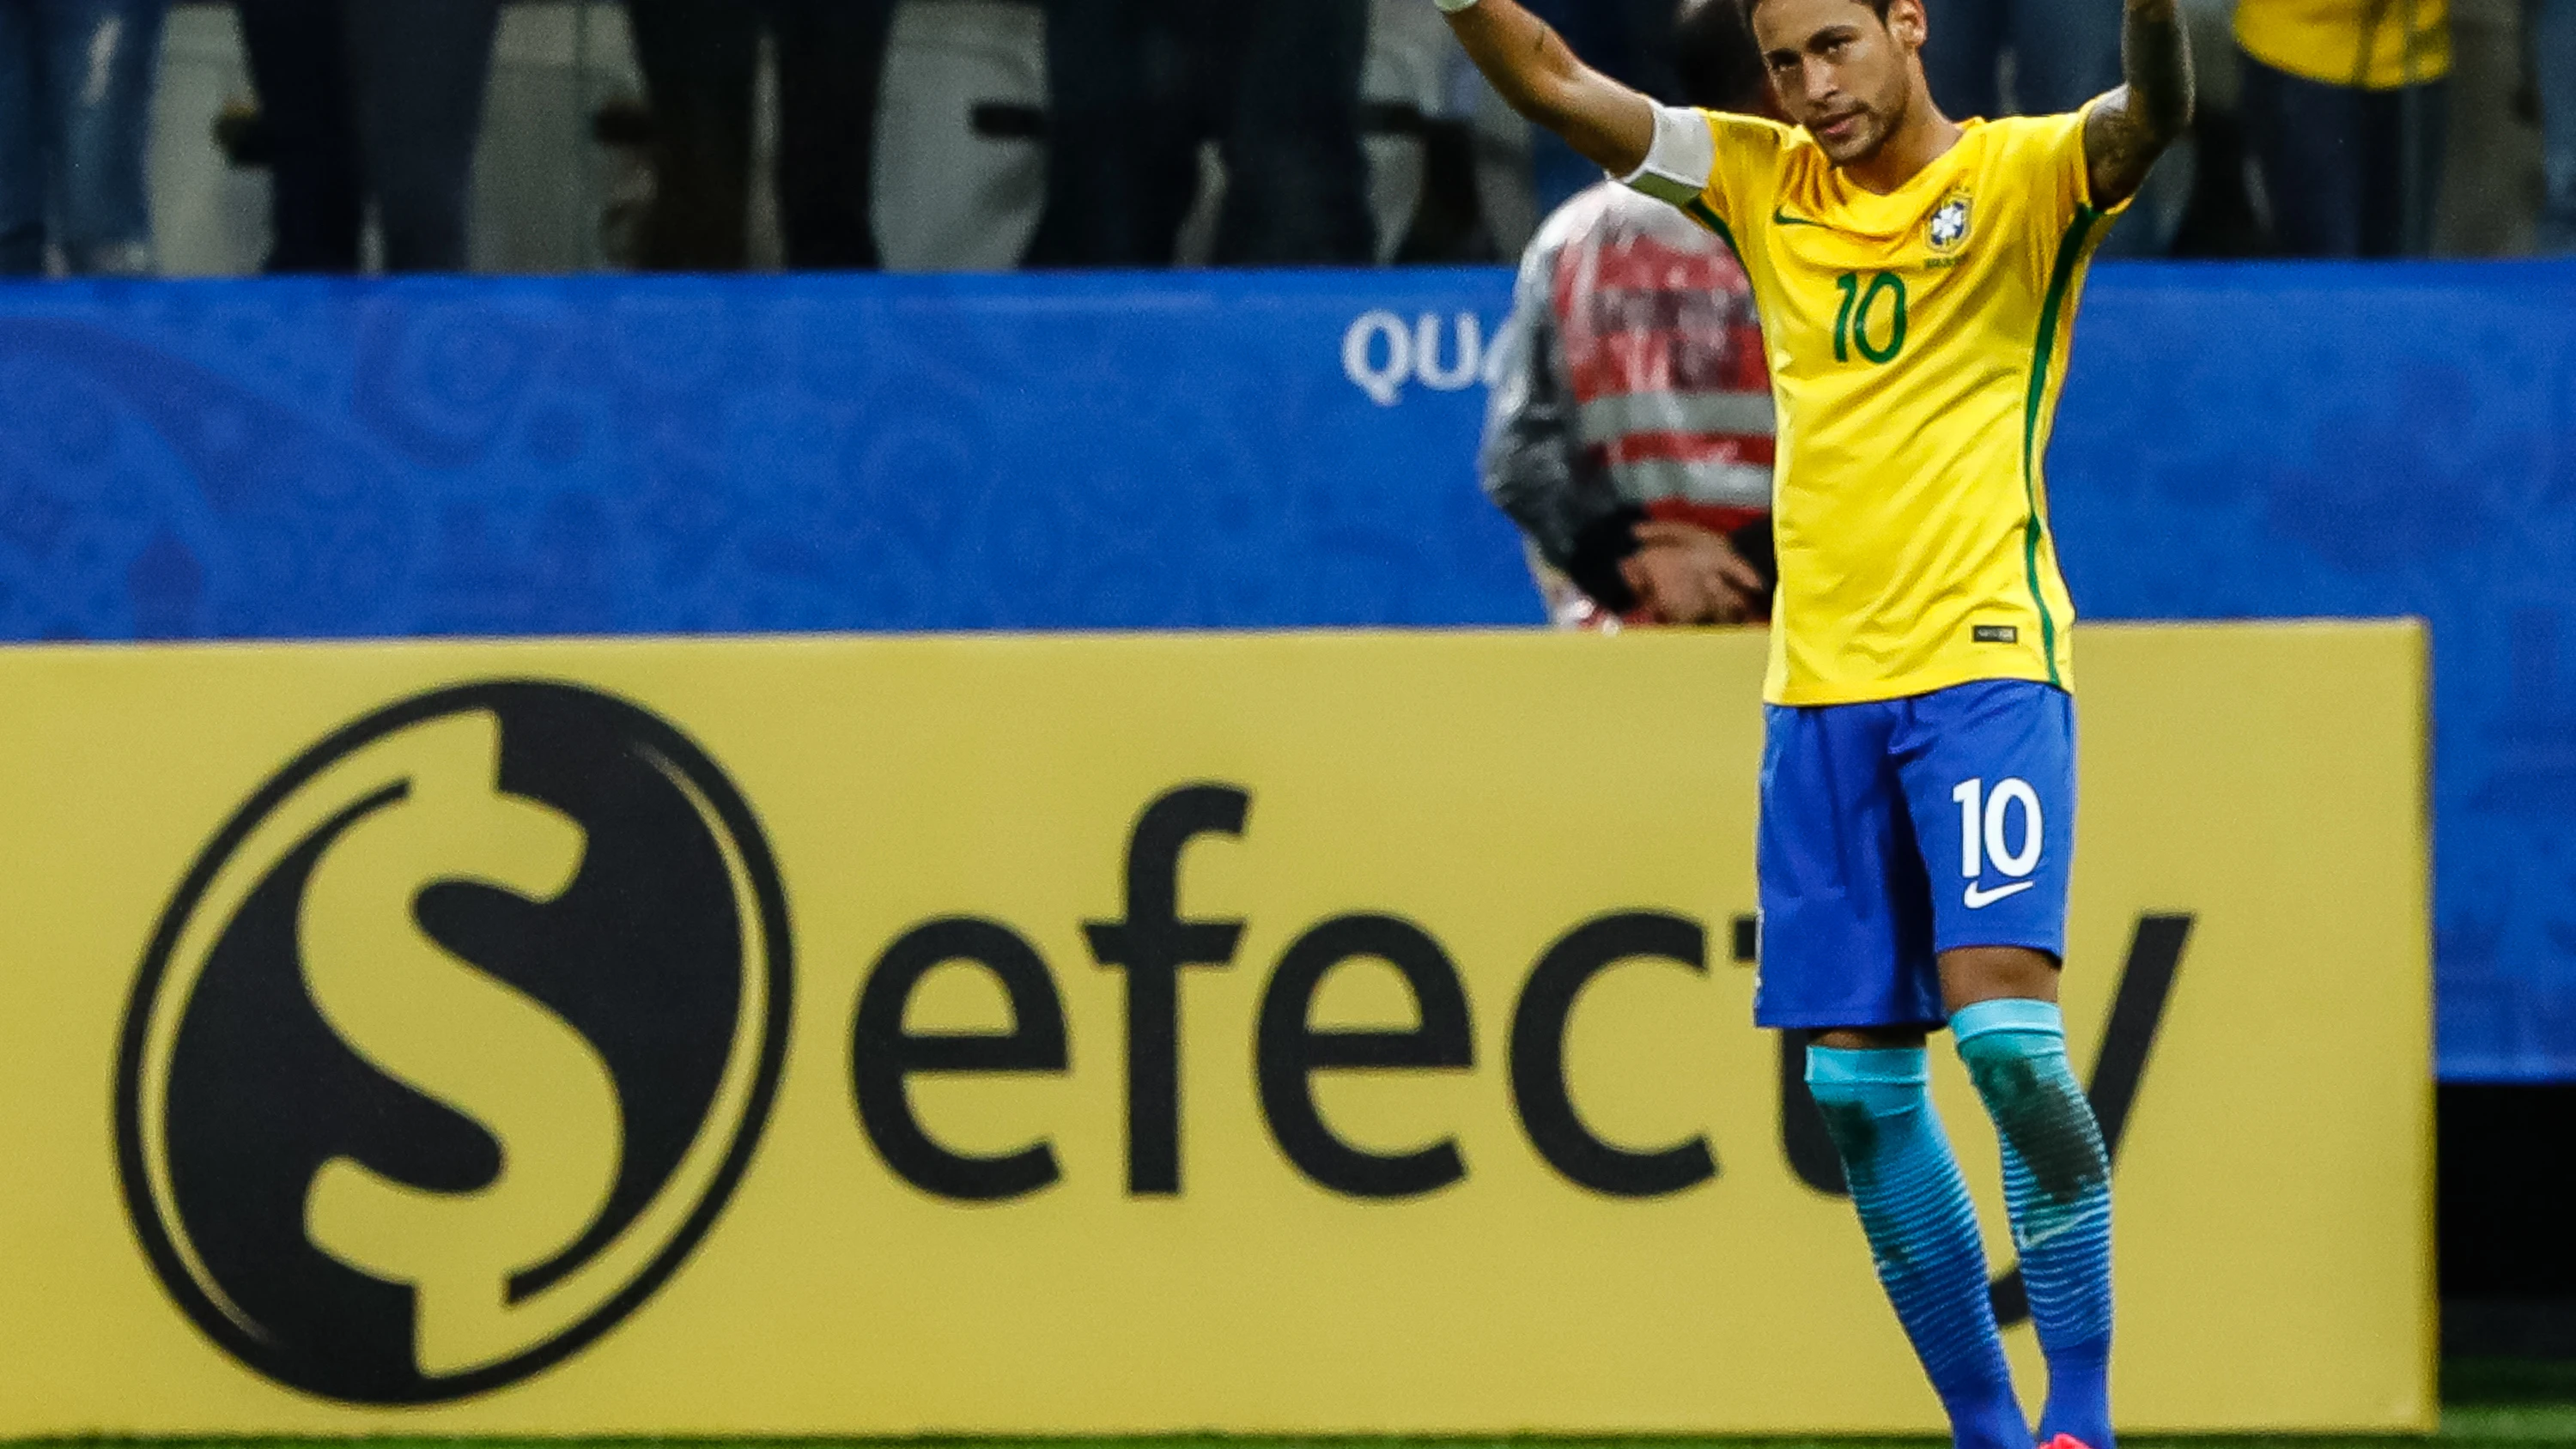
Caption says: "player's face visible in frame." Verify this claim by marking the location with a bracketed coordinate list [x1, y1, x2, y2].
[1751, 0, 1929, 167]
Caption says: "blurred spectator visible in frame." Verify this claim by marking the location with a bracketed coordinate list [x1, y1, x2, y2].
[2236, 0, 2451, 257]
[624, 0, 896, 272]
[1484, 0, 1777, 632]
[2536, 0, 2576, 251]
[234, 0, 500, 273]
[1522, 0, 1681, 214]
[1026, 0, 1374, 268]
[0, 0, 170, 276]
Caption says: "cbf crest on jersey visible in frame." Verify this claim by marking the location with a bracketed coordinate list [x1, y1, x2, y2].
[1928, 192, 1974, 253]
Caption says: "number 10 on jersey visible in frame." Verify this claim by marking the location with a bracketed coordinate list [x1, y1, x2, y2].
[1833, 271, 1908, 365]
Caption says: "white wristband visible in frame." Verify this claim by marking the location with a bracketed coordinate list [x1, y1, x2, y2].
[1435, 0, 1480, 12]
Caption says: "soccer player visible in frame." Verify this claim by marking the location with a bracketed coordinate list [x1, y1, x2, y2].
[1432, 2, 2192, 1448]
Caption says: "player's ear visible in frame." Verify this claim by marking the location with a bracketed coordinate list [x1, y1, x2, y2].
[1886, 0, 1928, 51]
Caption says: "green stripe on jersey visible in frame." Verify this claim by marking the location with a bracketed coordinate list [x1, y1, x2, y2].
[1684, 197, 1736, 252]
[2020, 205, 2102, 688]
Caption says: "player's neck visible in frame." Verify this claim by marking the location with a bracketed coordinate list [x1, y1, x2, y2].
[1842, 94, 1965, 197]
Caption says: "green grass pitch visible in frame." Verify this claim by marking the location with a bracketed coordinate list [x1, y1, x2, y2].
[13, 1424, 2570, 1449]
[20, 1361, 2576, 1449]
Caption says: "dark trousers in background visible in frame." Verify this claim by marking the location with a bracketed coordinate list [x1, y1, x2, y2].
[1522, 0, 1677, 214]
[623, 0, 896, 271]
[2533, 0, 2576, 252]
[0, 0, 169, 276]
[2240, 52, 2446, 258]
[234, 0, 499, 273]
[1917, 0, 2123, 122]
[1028, 0, 1374, 268]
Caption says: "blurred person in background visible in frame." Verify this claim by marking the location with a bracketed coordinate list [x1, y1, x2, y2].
[1026, 0, 1374, 267]
[624, 0, 896, 271]
[234, 0, 500, 272]
[1482, 0, 1777, 631]
[1521, 0, 1682, 212]
[2535, 0, 2576, 250]
[0, 0, 171, 276]
[2235, 0, 2450, 256]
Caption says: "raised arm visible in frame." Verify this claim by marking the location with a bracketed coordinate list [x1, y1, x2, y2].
[2082, 0, 2196, 210]
[1438, 0, 1658, 178]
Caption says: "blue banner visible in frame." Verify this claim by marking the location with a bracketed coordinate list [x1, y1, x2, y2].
[0, 263, 2567, 1078]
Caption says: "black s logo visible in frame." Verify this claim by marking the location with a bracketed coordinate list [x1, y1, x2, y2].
[115, 682, 793, 1404]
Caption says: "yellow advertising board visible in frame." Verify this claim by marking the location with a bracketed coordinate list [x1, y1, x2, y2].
[0, 623, 2429, 1436]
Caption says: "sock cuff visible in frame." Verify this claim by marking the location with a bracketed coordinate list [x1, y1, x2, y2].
[1806, 1045, 1929, 1088]
[1950, 997, 2064, 1047]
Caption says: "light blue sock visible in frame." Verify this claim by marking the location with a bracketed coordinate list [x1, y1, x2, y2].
[1807, 1046, 2028, 1449]
[1953, 1000, 2115, 1449]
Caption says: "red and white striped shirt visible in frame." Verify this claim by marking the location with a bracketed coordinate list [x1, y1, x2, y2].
[1482, 180, 1775, 628]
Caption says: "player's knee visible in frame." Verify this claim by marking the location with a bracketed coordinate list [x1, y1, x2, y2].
[1953, 1010, 2107, 1204]
[1804, 1042, 1931, 1166]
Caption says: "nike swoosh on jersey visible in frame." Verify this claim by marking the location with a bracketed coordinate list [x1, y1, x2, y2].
[1772, 210, 1828, 228]
[1964, 880, 2038, 909]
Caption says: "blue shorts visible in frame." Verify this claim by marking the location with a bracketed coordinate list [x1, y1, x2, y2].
[1754, 679, 2076, 1031]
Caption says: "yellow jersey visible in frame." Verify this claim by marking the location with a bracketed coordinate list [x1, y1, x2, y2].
[2235, 0, 2451, 90]
[1630, 106, 2124, 707]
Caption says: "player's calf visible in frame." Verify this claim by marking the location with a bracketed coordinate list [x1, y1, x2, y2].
[1806, 1043, 2029, 1449]
[1955, 999, 2117, 1449]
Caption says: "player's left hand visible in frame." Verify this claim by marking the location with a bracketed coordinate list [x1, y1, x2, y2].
[1622, 521, 1765, 625]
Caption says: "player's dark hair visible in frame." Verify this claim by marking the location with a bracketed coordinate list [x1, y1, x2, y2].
[1739, 0, 1898, 23]
[1672, 0, 1772, 112]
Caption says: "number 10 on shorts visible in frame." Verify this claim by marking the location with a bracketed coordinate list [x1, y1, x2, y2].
[1952, 777, 2044, 880]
